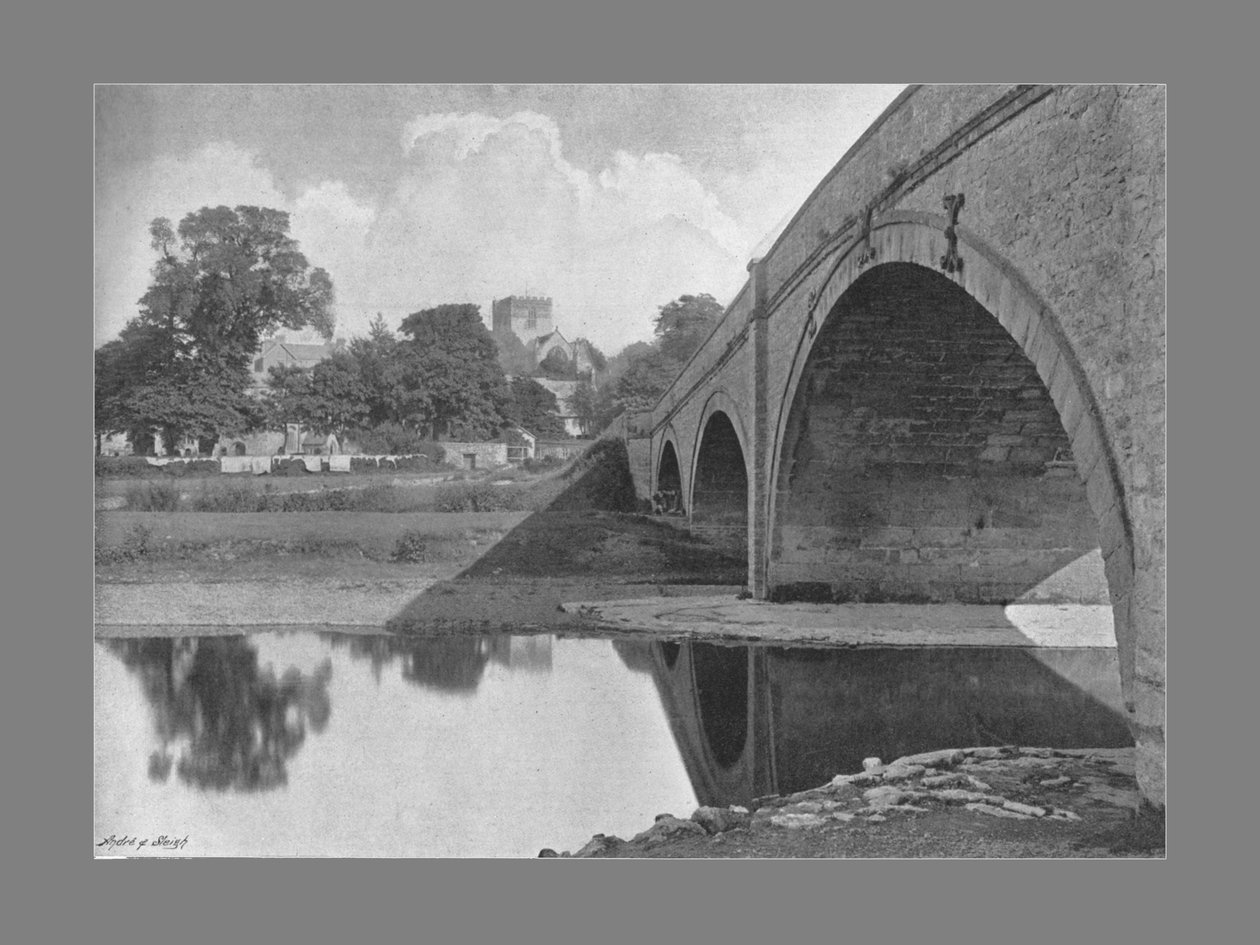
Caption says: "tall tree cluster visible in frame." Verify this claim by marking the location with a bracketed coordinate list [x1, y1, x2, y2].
[95, 204, 721, 451]
[260, 305, 565, 442]
[95, 206, 335, 453]
[581, 293, 726, 433]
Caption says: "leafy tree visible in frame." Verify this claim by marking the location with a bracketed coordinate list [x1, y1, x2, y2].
[94, 340, 135, 452]
[492, 329, 538, 377]
[395, 304, 509, 440]
[306, 352, 371, 435]
[262, 351, 369, 438]
[653, 293, 725, 364]
[98, 206, 335, 451]
[348, 314, 408, 427]
[261, 363, 315, 427]
[503, 376, 566, 438]
[578, 294, 727, 434]
[569, 378, 599, 436]
[350, 421, 433, 455]
[538, 346, 575, 380]
[573, 338, 607, 376]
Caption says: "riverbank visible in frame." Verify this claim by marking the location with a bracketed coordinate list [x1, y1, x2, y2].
[94, 444, 1159, 858]
[544, 746, 1163, 859]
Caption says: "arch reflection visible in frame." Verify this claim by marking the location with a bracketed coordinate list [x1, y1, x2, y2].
[618, 638, 1132, 808]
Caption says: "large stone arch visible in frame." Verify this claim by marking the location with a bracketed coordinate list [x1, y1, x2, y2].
[690, 392, 752, 555]
[765, 215, 1155, 801]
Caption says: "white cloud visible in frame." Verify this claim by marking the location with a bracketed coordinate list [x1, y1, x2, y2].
[97, 95, 898, 356]
[367, 111, 752, 352]
[96, 142, 285, 344]
[95, 143, 376, 345]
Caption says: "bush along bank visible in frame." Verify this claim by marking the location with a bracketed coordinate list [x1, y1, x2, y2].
[114, 479, 542, 514]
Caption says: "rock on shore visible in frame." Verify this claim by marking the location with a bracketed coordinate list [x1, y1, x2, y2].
[543, 745, 1154, 858]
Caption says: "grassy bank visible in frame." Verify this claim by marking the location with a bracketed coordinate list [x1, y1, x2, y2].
[95, 438, 747, 627]
[95, 510, 529, 563]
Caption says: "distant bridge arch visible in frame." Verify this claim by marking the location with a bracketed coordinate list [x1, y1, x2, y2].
[689, 392, 751, 554]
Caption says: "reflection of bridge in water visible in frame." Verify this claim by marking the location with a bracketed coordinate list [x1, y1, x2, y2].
[615, 638, 1130, 809]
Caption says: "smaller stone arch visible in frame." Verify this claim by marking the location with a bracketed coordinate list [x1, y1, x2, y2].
[690, 392, 752, 556]
[654, 438, 685, 515]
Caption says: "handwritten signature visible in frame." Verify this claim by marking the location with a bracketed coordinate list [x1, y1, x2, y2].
[97, 834, 189, 852]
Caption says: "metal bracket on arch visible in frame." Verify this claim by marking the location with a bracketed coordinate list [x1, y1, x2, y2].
[940, 193, 965, 274]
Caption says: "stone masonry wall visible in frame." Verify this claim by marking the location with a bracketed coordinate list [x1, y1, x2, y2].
[773, 263, 1104, 604]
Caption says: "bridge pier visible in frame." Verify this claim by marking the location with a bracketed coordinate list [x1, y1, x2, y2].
[747, 257, 771, 598]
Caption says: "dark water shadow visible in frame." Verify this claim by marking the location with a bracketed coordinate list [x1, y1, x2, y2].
[614, 638, 1131, 808]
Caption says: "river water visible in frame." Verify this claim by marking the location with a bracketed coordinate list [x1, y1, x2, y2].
[94, 630, 1131, 857]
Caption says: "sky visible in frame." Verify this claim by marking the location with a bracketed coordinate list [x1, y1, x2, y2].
[95, 84, 904, 355]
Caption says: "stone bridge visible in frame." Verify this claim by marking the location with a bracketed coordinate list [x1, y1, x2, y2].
[620, 85, 1165, 806]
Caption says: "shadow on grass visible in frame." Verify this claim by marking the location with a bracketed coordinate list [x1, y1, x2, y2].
[384, 440, 746, 633]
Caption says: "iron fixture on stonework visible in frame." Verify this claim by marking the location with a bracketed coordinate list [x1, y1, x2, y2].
[857, 203, 878, 268]
[805, 288, 819, 339]
[940, 193, 965, 274]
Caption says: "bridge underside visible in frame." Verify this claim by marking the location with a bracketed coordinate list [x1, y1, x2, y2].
[692, 412, 749, 557]
[771, 263, 1106, 606]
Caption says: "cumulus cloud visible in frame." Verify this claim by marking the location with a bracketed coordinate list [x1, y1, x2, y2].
[369, 111, 751, 352]
[95, 143, 375, 345]
[97, 106, 834, 355]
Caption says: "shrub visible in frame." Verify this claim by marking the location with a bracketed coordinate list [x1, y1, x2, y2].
[393, 454, 431, 472]
[271, 457, 308, 477]
[433, 482, 527, 513]
[281, 491, 329, 512]
[162, 458, 220, 478]
[191, 482, 263, 512]
[97, 523, 155, 563]
[350, 456, 378, 472]
[124, 481, 181, 511]
[353, 483, 412, 512]
[390, 531, 429, 563]
[524, 454, 563, 471]
[95, 456, 157, 479]
[351, 423, 431, 456]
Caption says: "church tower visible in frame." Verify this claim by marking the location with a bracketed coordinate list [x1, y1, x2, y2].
[491, 295, 554, 343]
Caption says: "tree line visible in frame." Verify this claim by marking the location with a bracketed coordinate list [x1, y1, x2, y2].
[95, 205, 727, 454]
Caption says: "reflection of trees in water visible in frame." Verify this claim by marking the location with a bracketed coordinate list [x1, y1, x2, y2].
[322, 634, 490, 693]
[103, 637, 332, 793]
[323, 633, 554, 692]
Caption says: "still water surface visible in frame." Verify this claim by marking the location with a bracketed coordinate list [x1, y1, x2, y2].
[95, 630, 1130, 857]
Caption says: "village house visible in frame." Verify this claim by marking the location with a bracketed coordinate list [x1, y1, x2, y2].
[247, 334, 341, 396]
